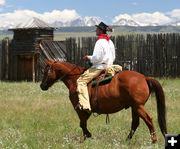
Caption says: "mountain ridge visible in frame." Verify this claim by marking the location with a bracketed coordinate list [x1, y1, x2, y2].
[1, 16, 180, 30]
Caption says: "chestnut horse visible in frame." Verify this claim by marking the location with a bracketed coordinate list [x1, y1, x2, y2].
[40, 60, 167, 143]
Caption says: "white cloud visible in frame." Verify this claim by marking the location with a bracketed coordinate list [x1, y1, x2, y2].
[0, 0, 5, 6]
[0, 10, 39, 28]
[0, 9, 81, 29]
[167, 9, 180, 19]
[133, 12, 172, 25]
[0, 8, 180, 28]
[113, 11, 172, 26]
[113, 14, 132, 22]
[41, 9, 80, 24]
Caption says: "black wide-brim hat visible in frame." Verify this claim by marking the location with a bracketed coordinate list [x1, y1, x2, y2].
[95, 22, 112, 32]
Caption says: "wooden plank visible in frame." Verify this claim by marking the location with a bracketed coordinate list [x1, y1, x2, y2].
[32, 55, 35, 82]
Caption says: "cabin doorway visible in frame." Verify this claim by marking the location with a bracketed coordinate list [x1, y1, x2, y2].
[17, 55, 37, 81]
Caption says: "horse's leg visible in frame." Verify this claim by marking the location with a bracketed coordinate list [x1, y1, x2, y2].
[77, 110, 92, 141]
[127, 107, 140, 140]
[137, 105, 157, 143]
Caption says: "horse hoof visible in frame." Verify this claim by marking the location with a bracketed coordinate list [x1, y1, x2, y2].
[126, 135, 132, 141]
[80, 133, 92, 143]
[85, 133, 92, 138]
[84, 133, 91, 139]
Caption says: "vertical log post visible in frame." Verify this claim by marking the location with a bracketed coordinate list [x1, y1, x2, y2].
[5, 38, 9, 80]
[32, 54, 35, 82]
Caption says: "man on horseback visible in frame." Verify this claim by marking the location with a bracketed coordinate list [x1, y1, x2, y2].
[76, 22, 116, 113]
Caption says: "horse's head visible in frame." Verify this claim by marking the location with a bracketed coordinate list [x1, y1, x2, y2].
[40, 60, 58, 91]
[40, 59, 85, 91]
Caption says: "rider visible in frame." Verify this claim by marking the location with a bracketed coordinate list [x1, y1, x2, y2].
[76, 22, 116, 113]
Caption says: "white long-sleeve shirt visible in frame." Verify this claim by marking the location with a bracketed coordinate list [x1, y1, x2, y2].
[87, 39, 115, 69]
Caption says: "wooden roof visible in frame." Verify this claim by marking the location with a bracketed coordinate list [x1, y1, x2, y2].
[39, 40, 67, 61]
[10, 17, 54, 30]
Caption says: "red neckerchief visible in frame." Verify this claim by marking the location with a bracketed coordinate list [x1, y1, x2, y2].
[97, 34, 110, 41]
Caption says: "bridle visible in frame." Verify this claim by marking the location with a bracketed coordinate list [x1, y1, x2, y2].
[43, 62, 83, 85]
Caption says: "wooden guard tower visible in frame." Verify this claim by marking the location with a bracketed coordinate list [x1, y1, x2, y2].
[9, 17, 54, 82]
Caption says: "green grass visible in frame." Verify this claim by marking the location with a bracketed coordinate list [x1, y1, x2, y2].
[0, 31, 139, 42]
[53, 32, 130, 41]
[0, 79, 179, 149]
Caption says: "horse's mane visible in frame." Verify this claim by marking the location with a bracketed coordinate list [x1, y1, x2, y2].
[54, 61, 86, 75]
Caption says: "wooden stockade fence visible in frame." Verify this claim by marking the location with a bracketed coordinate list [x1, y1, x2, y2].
[0, 33, 180, 80]
[66, 33, 180, 77]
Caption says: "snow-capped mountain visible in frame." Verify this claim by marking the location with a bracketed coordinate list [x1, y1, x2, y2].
[147, 23, 160, 26]
[1, 15, 180, 30]
[69, 18, 86, 26]
[112, 18, 180, 27]
[84, 17, 101, 26]
[167, 20, 180, 26]
[52, 17, 100, 27]
[113, 18, 140, 26]
[0, 17, 101, 30]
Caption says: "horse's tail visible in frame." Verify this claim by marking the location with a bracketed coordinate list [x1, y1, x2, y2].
[146, 77, 167, 137]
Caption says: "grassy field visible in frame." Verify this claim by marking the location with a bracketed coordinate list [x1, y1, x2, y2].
[0, 31, 131, 41]
[54, 31, 133, 41]
[0, 79, 179, 149]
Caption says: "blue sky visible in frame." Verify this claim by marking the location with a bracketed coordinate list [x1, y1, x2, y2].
[0, 0, 180, 28]
[2, 0, 179, 21]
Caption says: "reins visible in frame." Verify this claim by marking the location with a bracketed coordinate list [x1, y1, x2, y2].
[50, 61, 83, 80]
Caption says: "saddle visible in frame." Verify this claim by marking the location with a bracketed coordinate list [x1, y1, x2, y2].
[91, 64, 122, 87]
[91, 71, 112, 87]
